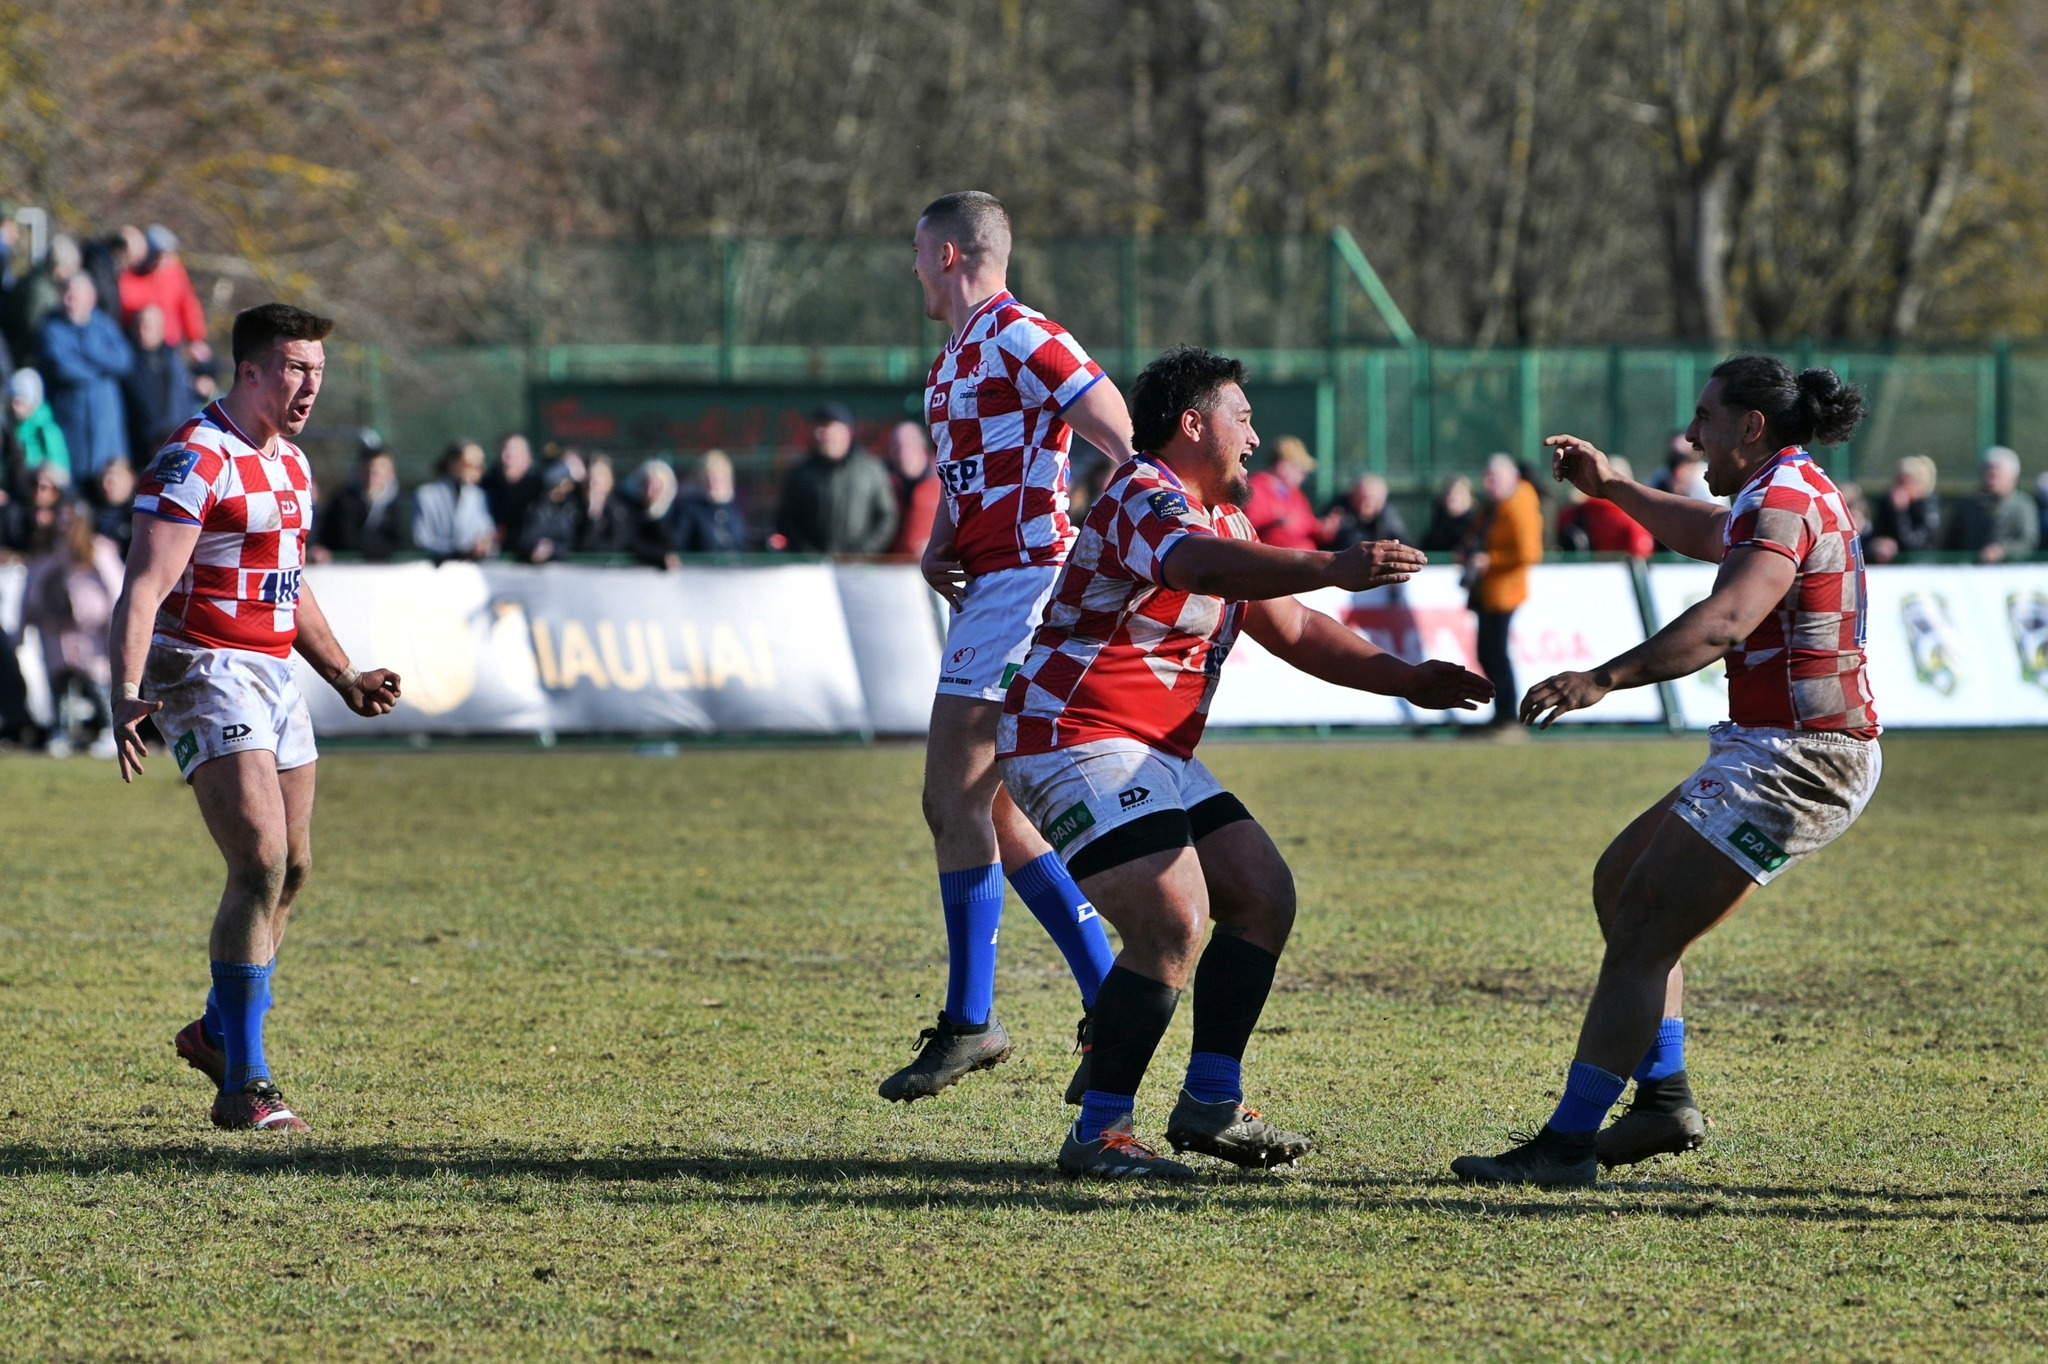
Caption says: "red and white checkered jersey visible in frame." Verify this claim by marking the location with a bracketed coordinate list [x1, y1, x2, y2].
[1720, 447, 1879, 737]
[999, 456, 1255, 759]
[924, 291, 1106, 575]
[133, 403, 312, 658]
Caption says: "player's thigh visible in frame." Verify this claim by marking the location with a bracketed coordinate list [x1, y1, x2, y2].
[189, 749, 291, 876]
[1593, 782, 1686, 932]
[923, 694, 1004, 804]
[1604, 813, 1758, 970]
[1194, 817, 1296, 953]
[279, 761, 317, 871]
[1074, 844, 1210, 972]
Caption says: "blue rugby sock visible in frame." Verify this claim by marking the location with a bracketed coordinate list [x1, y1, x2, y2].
[1548, 1061, 1627, 1134]
[939, 864, 1005, 1028]
[201, 987, 223, 1047]
[1634, 1017, 1686, 1083]
[1007, 852, 1116, 1007]
[210, 961, 274, 1093]
[1075, 1089, 1135, 1142]
[1182, 1051, 1242, 1106]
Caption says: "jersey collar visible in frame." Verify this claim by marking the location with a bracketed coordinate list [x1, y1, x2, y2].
[208, 400, 279, 460]
[1738, 444, 1808, 496]
[947, 291, 1014, 352]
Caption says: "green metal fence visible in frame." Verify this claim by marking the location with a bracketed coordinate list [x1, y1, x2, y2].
[300, 233, 2044, 510]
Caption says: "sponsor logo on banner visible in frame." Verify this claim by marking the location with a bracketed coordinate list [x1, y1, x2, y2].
[1900, 592, 1961, 695]
[2010, 591, 2048, 691]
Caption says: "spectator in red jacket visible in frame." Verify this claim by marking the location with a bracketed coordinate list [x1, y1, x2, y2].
[1556, 455, 1654, 557]
[1244, 435, 1328, 550]
[887, 420, 941, 558]
[114, 225, 210, 364]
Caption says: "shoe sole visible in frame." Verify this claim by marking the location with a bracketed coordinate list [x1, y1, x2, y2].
[1596, 1111, 1706, 1169]
[878, 1041, 1014, 1103]
[1166, 1129, 1313, 1170]
[1057, 1160, 1196, 1183]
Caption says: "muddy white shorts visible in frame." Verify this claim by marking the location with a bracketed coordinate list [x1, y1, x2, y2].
[1671, 722, 1881, 885]
[936, 565, 1062, 702]
[143, 640, 318, 782]
[998, 736, 1252, 879]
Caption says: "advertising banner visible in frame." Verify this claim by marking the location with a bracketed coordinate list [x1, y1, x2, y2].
[1209, 562, 1663, 728]
[833, 563, 946, 735]
[1645, 561, 2048, 728]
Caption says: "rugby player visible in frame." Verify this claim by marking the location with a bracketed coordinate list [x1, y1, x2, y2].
[878, 192, 1131, 1103]
[1453, 356, 1878, 1187]
[109, 303, 402, 1133]
[998, 346, 1493, 1179]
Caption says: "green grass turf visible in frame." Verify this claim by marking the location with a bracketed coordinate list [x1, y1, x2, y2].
[0, 732, 2043, 1361]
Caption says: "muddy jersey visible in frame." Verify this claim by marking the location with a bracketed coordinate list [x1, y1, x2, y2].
[1720, 446, 1878, 736]
[924, 291, 1104, 575]
[999, 456, 1256, 759]
[133, 403, 312, 658]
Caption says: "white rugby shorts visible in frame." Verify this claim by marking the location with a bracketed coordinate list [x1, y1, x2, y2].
[1671, 722, 1881, 886]
[935, 565, 1062, 702]
[143, 641, 318, 782]
[999, 737, 1235, 872]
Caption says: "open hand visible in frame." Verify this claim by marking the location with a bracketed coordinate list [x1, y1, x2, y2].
[1518, 669, 1610, 728]
[342, 668, 403, 718]
[1330, 539, 1427, 592]
[113, 696, 162, 783]
[1404, 659, 1494, 711]
[1544, 434, 1620, 500]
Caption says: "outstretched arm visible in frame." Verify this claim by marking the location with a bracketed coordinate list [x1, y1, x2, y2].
[1519, 545, 1794, 727]
[293, 577, 402, 718]
[1244, 596, 1493, 709]
[1161, 535, 1426, 601]
[1546, 434, 1728, 563]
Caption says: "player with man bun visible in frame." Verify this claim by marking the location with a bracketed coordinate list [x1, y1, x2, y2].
[109, 303, 403, 1133]
[1454, 355, 1880, 1186]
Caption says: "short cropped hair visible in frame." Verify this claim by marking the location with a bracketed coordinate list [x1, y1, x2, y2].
[1129, 346, 1248, 453]
[920, 191, 1012, 269]
[232, 303, 334, 367]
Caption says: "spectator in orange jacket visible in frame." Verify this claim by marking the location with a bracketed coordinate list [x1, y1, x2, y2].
[114, 225, 210, 364]
[1467, 453, 1544, 728]
[1244, 435, 1327, 549]
[887, 420, 942, 558]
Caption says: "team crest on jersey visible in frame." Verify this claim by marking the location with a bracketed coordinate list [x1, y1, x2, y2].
[1687, 776, 1726, 801]
[1147, 490, 1190, 520]
[150, 446, 200, 486]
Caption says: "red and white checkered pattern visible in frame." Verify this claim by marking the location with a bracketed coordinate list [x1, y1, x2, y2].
[998, 457, 1256, 760]
[133, 403, 312, 658]
[1721, 447, 1879, 736]
[924, 291, 1105, 575]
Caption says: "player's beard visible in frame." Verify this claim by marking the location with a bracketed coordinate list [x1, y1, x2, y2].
[1224, 468, 1252, 505]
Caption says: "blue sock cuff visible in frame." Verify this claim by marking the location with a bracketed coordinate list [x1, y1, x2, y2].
[1075, 1089, 1136, 1140]
[1183, 1051, 1243, 1105]
[1006, 851, 1066, 901]
[211, 961, 272, 984]
[940, 863, 1007, 902]
[1634, 1016, 1688, 1082]
[1549, 1060, 1628, 1134]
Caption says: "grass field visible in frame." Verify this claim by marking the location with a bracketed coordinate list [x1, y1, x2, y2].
[0, 732, 2043, 1361]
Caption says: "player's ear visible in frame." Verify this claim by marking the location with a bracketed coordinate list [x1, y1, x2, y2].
[1180, 407, 1203, 444]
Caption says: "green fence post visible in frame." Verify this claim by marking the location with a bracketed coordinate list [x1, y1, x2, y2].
[719, 238, 739, 384]
[1605, 344, 1623, 455]
[1672, 352, 1696, 431]
[1519, 349, 1542, 462]
[1995, 338, 2013, 448]
[1315, 378, 1337, 504]
[1411, 342, 1434, 483]
[1365, 351, 1388, 474]
[1120, 236, 1141, 376]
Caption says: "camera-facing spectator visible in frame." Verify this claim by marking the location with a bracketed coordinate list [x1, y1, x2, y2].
[412, 438, 496, 562]
[1, 232, 79, 362]
[120, 304, 193, 464]
[115, 224, 210, 365]
[629, 459, 684, 569]
[94, 458, 136, 558]
[1555, 455, 1654, 557]
[675, 449, 749, 554]
[1945, 446, 2039, 563]
[887, 421, 941, 558]
[1, 463, 71, 555]
[1326, 472, 1411, 550]
[317, 432, 409, 562]
[2035, 472, 2048, 551]
[774, 403, 897, 554]
[22, 506, 124, 757]
[517, 454, 585, 564]
[1244, 435, 1327, 550]
[1467, 454, 1544, 729]
[576, 453, 631, 554]
[38, 272, 132, 484]
[1866, 454, 1942, 563]
[1421, 473, 1476, 553]
[482, 432, 541, 551]
[5, 368, 69, 495]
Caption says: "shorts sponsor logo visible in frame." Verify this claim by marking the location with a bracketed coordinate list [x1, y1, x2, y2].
[1118, 784, 1151, 810]
[172, 730, 199, 770]
[1000, 662, 1022, 689]
[1045, 800, 1097, 852]
[221, 723, 254, 744]
[950, 644, 977, 669]
[1729, 820, 1790, 873]
[1147, 490, 1190, 520]
[1687, 776, 1726, 801]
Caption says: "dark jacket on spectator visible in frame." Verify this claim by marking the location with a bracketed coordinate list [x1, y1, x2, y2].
[1869, 493, 1941, 555]
[1327, 501, 1411, 551]
[1946, 491, 2040, 559]
[38, 309, 133, 480]
[95, 497, 134, 559]
[674, 492, 749, 554]
[121, 339, 192, 460]
[482, 466, 542, 546]
[1421, 503, 1475, 553]
[517, 492, 583, 562]
[318, 480, 409, 561]
[576, 493, 632, 554]
[629, 505, 682, 568]
[775, 450, 898, 553]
